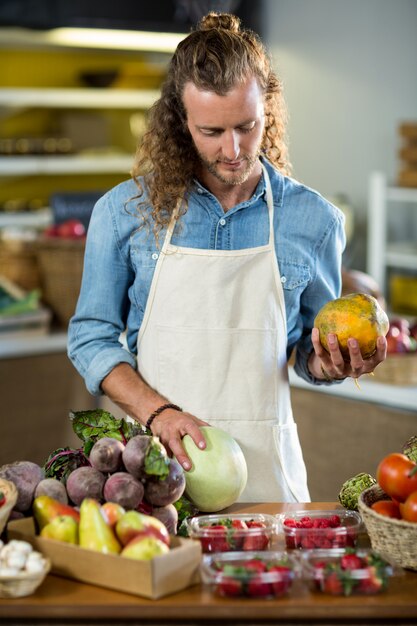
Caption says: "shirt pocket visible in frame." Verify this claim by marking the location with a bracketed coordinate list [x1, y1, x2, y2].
[278, 259, 311, 291]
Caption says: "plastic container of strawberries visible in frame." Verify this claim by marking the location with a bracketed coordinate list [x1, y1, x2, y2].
[186, 513, 278, 553]
[201, 550, 300, 599]
[277, 509, 362, 550]
[300, 548, 403, 596]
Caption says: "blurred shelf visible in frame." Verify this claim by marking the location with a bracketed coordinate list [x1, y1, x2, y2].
[0, 331, 68, 359]
[0, 154, 133, 175]
[289, 367, 417, 413]
[0, 87, 160, 110]
[0, 208, 52, 228]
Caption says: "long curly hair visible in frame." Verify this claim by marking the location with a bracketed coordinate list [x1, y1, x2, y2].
[131, 12, 291, 238]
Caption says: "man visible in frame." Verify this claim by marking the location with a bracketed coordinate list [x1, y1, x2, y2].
[68, 13, 386, 502]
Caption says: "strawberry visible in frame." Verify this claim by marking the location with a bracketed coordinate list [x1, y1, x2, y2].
[217, 576, 242, 597]
[244, 558, 268, 573]
[200, 524, 229, 553]
[247, 574, 271, 597]
[243, 520, 269, 551]
[269, 565, 292, 597]
[242, 532, 269, 551]
[340, 553, 363, 571]
[0, 491, 5, 508]
[357, 565, 385, 594]
[322, 570, 344, 595]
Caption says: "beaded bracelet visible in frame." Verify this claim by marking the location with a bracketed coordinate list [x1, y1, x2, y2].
[145, 403, 182, 431]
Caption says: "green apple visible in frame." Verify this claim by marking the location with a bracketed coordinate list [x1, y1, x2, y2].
[121, 535, 169, 560]
[115, 510, 170, 546]
[40, 514, 79, 544]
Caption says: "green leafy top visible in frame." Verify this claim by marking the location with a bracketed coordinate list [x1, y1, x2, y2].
[70, 409, 143, 455]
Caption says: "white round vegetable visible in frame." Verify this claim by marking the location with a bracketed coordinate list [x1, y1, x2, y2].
[181, 426, 248, 512]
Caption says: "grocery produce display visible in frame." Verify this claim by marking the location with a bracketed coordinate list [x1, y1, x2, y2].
[201, 551, 298, 599]
[186, 513, 276, 553]
[279, 510, 362, 550]
[302, 548, 399, 596]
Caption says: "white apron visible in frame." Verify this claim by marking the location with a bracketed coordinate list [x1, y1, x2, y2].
[137, 166, 310, 503]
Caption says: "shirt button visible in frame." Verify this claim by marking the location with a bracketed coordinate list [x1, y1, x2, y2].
[219, 218, 226, 226]
[281, 276, 287, 283]
[197, 188, 204, 194]
[152, 253, 158, 260]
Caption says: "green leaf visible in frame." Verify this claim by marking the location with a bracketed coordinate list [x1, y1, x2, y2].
[144, 437, 170, 478]
[43, 446, 90, 484]
[69, 409, 143, 451]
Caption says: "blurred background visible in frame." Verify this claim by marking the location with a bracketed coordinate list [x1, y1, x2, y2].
[0, 0, 416, 500]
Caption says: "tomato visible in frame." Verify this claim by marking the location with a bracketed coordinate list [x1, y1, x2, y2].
[376, 453, 417, 502]
[371, 500, 401, 519]
[399, 490, 417, 522]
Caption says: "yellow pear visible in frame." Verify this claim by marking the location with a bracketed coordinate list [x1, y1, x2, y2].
[79, 498, 121, 554]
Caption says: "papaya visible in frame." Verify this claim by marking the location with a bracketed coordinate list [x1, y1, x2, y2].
[314, 293, 389, 360]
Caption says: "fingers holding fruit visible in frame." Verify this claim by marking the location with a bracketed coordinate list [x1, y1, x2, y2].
[149, 409, 209, 471]
[312, 292, 390, 381]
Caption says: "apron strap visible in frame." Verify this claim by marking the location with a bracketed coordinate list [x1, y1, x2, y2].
[261, 164, 275, 248]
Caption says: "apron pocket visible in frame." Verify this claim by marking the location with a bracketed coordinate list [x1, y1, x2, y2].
[272, 422, 310, 503]
[156, 325, 278, 420]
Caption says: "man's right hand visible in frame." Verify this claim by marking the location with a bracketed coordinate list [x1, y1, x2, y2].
[149, 408, 209, 470]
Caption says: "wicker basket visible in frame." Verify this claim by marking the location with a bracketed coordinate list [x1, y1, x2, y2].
[0, 239, 41, 291]
[0, 479, 18, 535]
[358, 485, 417, 570]
[371, 353, 417, 386]
[36, 238, 85, 327]
[0, 558, 51, 598]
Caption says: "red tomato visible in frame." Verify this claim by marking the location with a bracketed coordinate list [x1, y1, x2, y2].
[376, 453, 417, 502]
[399, 490, 417, 522]
[371, 500, 401, 519]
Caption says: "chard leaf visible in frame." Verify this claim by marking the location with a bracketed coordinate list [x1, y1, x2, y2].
[144, 437, 170, 478]
[69, 409, 143, 453]
[43, 447, 90, 484]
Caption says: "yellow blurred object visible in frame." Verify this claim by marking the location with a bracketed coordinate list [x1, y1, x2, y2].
[390, 275, 417, 315]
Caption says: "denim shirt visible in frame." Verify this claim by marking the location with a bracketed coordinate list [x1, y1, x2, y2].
[68, 158, 345, 396]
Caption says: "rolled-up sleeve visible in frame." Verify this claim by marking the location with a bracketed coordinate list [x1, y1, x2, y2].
[67, 193, 136, 395]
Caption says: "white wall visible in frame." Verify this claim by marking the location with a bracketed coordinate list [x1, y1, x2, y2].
[263, 0, 417, 266]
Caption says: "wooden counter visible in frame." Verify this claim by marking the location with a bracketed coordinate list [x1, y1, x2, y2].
[1, 502, 417, 625]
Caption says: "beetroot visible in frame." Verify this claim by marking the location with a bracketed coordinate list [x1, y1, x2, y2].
[34, 478, 68, 504]
[152, 504, 178, 535]
[103, 472, 144, 509]
[144, 459, 185, 507]
[89, 437, 125, 473]
[122, 435, 151, 479]
[66, 466, 105, 505]
[0, 461, 43, 512]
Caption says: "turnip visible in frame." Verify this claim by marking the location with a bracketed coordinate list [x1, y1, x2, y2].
[89, 437, 125, 473]
[0, 461, 43, 512]
[144, 459, 185, 507]
[66, 466, 105, 506]
[103, 472, 144, 509]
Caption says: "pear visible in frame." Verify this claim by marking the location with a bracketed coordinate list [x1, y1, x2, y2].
[79, 498, 121, 554]
[40, 515, 79, 544]
[33, 495, 80, 530]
